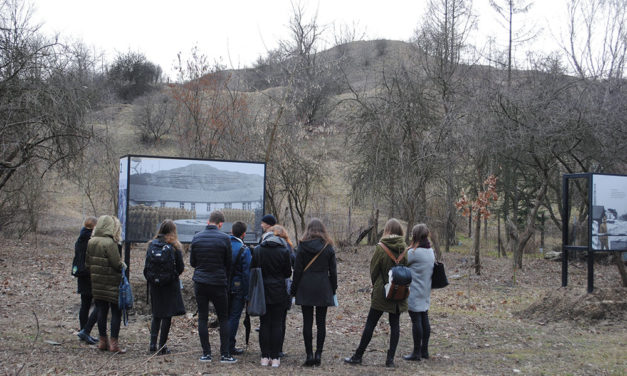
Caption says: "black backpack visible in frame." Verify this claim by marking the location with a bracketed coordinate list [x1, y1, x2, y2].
[144, 240, 177, 286]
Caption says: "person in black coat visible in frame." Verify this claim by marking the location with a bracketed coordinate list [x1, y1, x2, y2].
[190, 211, 236, 363]
[72, 216, 99, 345]
[251, 230, 292, 367]
[291, 218, 337, 367]
[144, 219, 186, 355]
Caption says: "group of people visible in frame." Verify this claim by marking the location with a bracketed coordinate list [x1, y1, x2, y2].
[72, 211, 435, 368]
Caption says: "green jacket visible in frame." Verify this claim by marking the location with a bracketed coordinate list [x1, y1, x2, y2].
[86, 216, 123, 304]
[370, 235, 408, 313]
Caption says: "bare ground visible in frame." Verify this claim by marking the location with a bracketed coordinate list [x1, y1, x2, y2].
[0, 231, 625, 376]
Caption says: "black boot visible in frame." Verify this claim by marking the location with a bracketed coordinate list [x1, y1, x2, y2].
[303, 352, 314, 367]
[385, 350, 395, 368]
[403, 352, 421, 361]
[149, 335, 157, 353]
[314, 350, 322, 366]
[344, 354, 362, 365]
[421, 344, 429, 359]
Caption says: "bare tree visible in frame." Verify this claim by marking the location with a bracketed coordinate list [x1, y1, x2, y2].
[0, 1, 97, 232]
[133, 90, 175, 144]
[170, 46, 249, 159]
[414, 0, 476, 251]
[489, 0, 537, 85]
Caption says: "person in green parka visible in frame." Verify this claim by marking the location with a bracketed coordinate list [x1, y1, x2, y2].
[344, 218, 408, 368]
[86, 215, 127, 353]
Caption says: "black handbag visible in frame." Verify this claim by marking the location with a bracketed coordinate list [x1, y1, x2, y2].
[432, 261, 449, 289]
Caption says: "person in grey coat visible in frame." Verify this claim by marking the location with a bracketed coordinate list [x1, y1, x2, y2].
[403, 223, 435, 362]
[291, 218, 337, 367]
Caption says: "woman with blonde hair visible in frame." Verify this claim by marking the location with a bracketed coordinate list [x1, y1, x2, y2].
[403, 223, 434, 361]
[291, 218, 337, 367]
[86, 215, 127, 353]
[344, 218, 408, 367]
[144, 219, 186, 355]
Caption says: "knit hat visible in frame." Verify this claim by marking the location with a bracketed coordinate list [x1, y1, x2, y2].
[261, 214, 277, 226]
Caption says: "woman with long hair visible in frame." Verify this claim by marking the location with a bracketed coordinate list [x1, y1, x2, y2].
[344, 218, 408, 367]
[252, 224, 292, 367]
[403, 224, 434, 362]
[291, 218, 337, 367]
[144, 219, 186, 355]
[86, 215, 127, 353]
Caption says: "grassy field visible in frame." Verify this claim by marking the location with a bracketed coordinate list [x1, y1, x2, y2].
[1, 226, 624, 375]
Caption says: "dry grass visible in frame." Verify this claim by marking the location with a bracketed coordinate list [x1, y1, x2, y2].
[0, 228, 625, 375]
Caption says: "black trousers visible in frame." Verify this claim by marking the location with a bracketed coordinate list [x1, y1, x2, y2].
[408, 310, 430, 356]
[194, 282, 230, 357]
[259, 303, 285, 359]
[150, 316, 172, 347]
[301, 305, 328, 355]
[95, 300, 121, 338]
[354, 308, 400, 359]
[79, 293, 98, 333]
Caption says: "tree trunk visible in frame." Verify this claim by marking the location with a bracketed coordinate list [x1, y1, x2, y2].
[497, 212, 502, 257]
[473, 212, 482, 275]
[483, 215, 488, 242]
[468, 212, 472, 238]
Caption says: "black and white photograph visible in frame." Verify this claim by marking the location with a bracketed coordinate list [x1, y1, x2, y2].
[123, 156, 265, 242]
[591, 174, 627, 251]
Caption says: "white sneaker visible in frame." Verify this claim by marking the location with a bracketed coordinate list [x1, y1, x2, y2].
[271, 358, 280, 368]
[260, 357, 270, 366]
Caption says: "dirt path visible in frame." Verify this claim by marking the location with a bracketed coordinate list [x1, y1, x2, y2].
[0, 234, 625, 375]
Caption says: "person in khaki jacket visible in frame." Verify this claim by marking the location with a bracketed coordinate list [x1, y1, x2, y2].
[344, 218, 408, 368]
[86, 215, 127, 353]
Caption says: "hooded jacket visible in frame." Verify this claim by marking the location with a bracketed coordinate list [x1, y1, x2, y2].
[291, 238, 337, 307]
[369, 235, 408, 313]
[86, 216, 124, 304]
[251, 234, 292, 305]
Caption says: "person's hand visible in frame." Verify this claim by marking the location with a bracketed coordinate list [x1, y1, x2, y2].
[121, 261, 127, 269]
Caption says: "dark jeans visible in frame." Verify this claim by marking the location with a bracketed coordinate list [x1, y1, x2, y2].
[150, 316, 172, 347]
[95, 300, 121, 338]
[301, 305, 328, 355]
[259, 303, 285, 359]
[408, 310, 430, 356]
[195, 282, 230, 356]
[79, 293, 98, 334]
[354, 308, 401, 359]
[227, 291, 246, 351]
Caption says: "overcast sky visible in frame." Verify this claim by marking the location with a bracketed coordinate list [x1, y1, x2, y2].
[32, 0, 570, 80]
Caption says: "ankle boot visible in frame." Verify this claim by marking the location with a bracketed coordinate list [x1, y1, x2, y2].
[403, 352, 421, 361]
[149, 335, 157, 353]
[385, 350, 395, 367]
[420, 344, 429, 359]
[109, 337, 127, 354]
[314, 350, 322, 366]
[303, 352, 314, 367]
[343, 354, 362, 365]
[98, 336, 109, 351]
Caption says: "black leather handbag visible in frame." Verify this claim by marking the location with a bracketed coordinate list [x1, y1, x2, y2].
[432, 261, 449, 289]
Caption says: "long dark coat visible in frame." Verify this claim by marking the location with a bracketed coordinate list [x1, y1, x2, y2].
[73, 226, 93, 295]
[145, 238, 186, 318]
[251, 235, 292, 305]
[291, 238, 337, 307]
